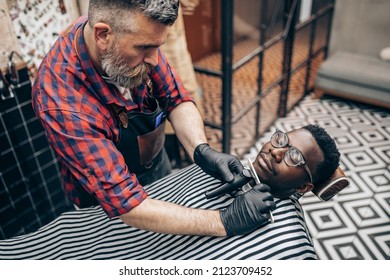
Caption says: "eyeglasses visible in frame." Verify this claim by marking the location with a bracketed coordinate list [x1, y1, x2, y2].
[270, 129, 313, 184]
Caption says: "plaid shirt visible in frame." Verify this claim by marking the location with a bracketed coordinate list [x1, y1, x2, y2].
[32, 16, 193, 218]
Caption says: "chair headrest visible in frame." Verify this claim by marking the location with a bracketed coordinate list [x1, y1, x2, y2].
[311, 166, 350, 201]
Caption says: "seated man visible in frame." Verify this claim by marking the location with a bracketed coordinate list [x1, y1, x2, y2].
[250, 124, 342, 200]
[0, 124, 348, 260]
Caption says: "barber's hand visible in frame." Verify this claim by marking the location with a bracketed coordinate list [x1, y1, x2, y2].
[193, 143, 244, 182]
[220, 184, 276, 236]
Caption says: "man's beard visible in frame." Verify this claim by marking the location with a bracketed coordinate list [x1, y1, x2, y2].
[101, 42, 152, 89]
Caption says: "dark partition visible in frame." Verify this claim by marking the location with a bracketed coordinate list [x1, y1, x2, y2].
[0, 64, 73, 240]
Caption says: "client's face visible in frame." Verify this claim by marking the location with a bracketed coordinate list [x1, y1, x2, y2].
[252, 128, 323, 198]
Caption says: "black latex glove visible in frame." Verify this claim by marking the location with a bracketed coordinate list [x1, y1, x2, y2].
[193, 143, 244, 183]
[220, 184, 276, 236]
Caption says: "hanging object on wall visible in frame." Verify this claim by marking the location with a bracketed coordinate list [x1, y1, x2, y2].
[7, 0, 80, 79]
[58, 0, 67, 14]
[7, 51, 21, 86]
[0, 4, 21, 67]
[0, 68, 13, 100]
[0, 50, 27, 100]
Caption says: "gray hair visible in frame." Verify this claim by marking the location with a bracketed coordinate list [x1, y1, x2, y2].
[88, 0, 179, 33]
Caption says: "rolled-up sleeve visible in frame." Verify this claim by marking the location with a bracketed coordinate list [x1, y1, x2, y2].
[36, 95, 147, 218]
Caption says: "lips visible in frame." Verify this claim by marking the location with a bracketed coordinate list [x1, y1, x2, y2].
[259, 152, 273, 174]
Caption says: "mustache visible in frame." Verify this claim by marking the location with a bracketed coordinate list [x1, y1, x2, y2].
[127, 62, 152, 78]
[102, 53, 152, 78]
[101, 49, 153, 89]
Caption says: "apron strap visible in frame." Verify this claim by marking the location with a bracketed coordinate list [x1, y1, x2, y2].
[110, 104, 129, 128]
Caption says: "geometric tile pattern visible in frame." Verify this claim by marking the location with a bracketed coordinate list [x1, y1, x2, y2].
[242, 95, 390, 259]
[195, 33, 389, 259]
[194, 21, 389, 259]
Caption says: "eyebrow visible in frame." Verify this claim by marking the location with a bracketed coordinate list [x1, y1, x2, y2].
[134, 43, 161, 49]
[287, 133, 306, 155]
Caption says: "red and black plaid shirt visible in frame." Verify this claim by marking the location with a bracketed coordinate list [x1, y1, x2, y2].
[32, 16, 193, 218]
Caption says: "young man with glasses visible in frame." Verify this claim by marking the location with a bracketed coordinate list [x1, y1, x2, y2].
[251, 124, 340, 199]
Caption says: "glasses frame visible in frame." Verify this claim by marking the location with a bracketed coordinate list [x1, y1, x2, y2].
[270, 129, 313, 184]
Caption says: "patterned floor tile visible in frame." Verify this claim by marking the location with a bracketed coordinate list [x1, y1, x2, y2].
[242, 95, 390, 259]
[316, 234, 373, 260]
[357, 225, 390, 260]
[327, 171, 374, 202]
[375, 192, 390, 215]
[342, 198, 389, 228]
[342, 147, 387, 173]
[200, 33, 390, 260]
[373, 146, 390, 165]
[302, 201, 357, 239]
[360, 169, 390, 194]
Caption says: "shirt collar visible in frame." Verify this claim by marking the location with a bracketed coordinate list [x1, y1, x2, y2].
[101, 76, 134, 102]
[74, 17, 133, 108]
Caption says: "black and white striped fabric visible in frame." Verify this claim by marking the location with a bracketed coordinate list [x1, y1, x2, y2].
[0, 164, 317, 260]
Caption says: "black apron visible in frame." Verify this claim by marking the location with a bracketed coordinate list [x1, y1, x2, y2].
[111, 87, 172, 185]
[71, 24, 171, 207]
[75, 82, 172, 207]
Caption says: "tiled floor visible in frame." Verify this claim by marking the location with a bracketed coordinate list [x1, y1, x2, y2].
[241, 95, 390, 260]
[192, 34, 390, 259]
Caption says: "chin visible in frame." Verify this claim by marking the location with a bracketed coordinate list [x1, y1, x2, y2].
[271, 190, 295, 199]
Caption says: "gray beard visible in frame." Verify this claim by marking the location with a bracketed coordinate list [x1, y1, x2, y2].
[101, 47, 151, 89]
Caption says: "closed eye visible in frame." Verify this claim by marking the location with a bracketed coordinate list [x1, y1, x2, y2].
[286, 148, 304, 165]
[136, 44, 160, 50]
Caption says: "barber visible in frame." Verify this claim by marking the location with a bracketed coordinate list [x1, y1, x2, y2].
[32, 0, 275, 236]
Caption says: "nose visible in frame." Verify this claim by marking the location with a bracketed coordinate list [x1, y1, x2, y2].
[269, 146, 288, 163]
[143, 48, 159, 67]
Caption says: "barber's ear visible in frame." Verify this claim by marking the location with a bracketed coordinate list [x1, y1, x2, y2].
[94, 22, 114, 51]
[297, 183, 314, 195]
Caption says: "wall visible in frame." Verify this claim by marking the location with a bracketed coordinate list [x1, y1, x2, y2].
[1, 0, 80, 77]
[183, 0, 221, 61]
[329, 0, 390, 57]
[0, 0, 21, 67]
[77, 0, 88, 15]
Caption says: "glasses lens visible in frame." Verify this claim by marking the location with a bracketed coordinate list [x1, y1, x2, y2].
[271, 130, 288, 147]
[285, 147, 304, 166]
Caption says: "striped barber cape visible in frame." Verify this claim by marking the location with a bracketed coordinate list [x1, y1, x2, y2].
[0, 164, 317, 260]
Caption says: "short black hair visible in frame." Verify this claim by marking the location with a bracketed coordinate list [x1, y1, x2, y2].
[302, 124, 340, 185]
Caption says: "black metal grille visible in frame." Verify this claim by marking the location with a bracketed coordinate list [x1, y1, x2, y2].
[195, 0, 335, 156]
